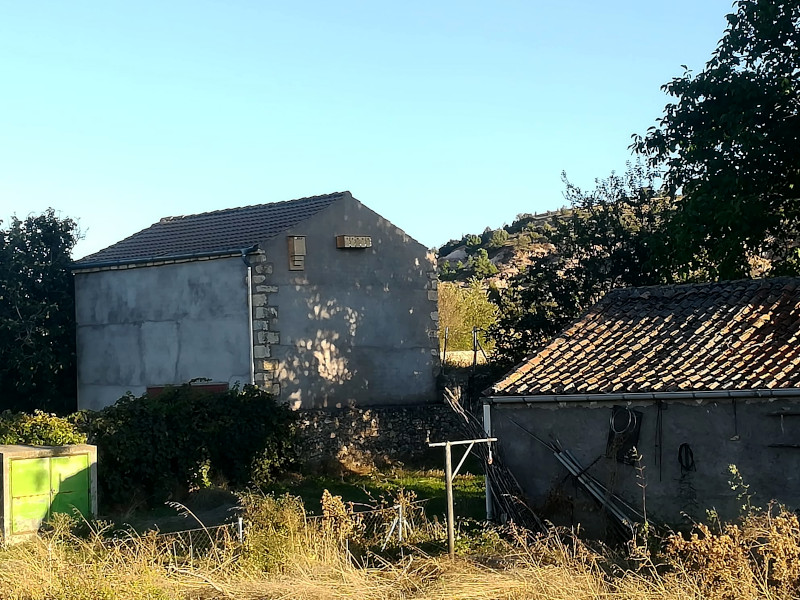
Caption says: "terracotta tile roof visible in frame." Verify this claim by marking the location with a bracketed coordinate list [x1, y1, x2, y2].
[74, 192, 347, 266]
[490, 278, 800, 396]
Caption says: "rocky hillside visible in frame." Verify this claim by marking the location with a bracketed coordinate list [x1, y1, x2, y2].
[437, 209, 568, 285]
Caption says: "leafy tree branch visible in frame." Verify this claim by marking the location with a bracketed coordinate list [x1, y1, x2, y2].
[633, 0, 800, 278]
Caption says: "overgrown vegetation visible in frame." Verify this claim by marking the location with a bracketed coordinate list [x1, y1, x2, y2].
[79, 384, 296, 509]
[3, 490, 800, 599]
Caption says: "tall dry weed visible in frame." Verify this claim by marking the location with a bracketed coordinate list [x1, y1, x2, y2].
[664, 505, 800, 600]
[0, 515, 176, 599]
[1, 493, 799, 599]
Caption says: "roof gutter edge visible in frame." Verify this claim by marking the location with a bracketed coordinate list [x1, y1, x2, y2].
[71, 244, 260, 272]
[484, 388, 800, 404]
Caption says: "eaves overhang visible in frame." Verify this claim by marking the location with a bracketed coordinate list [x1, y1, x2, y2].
[484, 388, 800, 405]
[71, 244, 260, 273]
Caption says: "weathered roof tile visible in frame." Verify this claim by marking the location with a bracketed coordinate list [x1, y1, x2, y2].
[490, 278, 800, 396]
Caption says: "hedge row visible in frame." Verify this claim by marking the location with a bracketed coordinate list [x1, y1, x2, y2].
[1, 384, 296, 508]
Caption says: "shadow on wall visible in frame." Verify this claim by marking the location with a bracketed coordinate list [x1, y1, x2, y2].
[275, 201, 438, 409]
[276, 284, 436, 409]
[279, 290, 363, 409]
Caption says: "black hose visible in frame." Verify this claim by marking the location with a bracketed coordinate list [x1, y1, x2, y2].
[678, 443, 696, 472]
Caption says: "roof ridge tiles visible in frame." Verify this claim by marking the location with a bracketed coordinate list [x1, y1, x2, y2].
[157, 191, 349, 223]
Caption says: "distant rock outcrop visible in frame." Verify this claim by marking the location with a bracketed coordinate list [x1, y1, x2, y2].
[437, 208, 567, 284]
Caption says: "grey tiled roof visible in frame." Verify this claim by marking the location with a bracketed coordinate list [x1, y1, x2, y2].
[74, 192, 347, 266]
[490, 278, 800, 396]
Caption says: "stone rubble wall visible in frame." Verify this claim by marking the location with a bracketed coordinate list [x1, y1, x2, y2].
[295, 404, 468, 469]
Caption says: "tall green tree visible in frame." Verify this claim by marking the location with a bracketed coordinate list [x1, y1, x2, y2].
[633, 0, 800, 278]
[0, 210, 79, 413]
[489, 165, 673, 365]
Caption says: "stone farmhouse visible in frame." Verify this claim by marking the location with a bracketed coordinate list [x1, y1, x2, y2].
[485, 278, 800, 530]
[72, 192, 439, 411]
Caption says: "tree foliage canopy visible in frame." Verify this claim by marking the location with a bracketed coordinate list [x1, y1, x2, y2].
[0, 210, 79, 413]
[489, 165, 672, 365]
[633, 0, 800, 278]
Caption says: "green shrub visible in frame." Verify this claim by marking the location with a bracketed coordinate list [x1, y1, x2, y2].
[82, 384, 296, 508]
[0, 410, 86, 445]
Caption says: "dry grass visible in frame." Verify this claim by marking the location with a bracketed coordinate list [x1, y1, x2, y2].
[441, 350, 488, 367]
[1, 496, 799, 600]
[0, 518, 180, 599]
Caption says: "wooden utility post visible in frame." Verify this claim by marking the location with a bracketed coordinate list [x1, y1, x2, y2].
[429, 437, 497, 559]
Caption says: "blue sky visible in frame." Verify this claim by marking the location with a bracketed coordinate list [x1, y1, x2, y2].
[1, 1, 733, 258]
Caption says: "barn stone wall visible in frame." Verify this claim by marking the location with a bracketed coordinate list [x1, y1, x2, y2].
[295, 404, 467, 470]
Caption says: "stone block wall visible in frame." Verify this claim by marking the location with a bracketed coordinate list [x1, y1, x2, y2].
[248, 251, 281, 395]
[426, 260, 440, 364]
[295, 404, 468, 469]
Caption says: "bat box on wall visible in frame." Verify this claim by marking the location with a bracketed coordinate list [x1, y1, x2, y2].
[336, 235, 372, 249]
